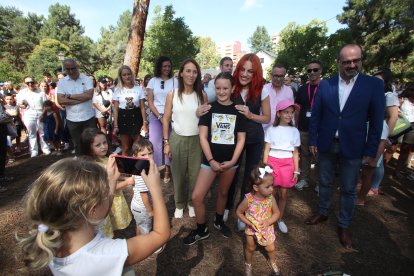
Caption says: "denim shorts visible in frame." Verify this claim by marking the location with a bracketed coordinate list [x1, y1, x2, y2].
[130, 201, 152, 234]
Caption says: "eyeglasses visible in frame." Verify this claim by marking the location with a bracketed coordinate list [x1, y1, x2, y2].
[25, 81, 35, 85]
[160, 80, 165, 89]
[65, 67, 77, 71]
[271, 74, 285, 79]
[307, 68, 320, 73]
[340, 58, 362, 66]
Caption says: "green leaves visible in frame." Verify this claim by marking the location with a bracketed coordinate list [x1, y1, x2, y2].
[249, 26, 273, 53]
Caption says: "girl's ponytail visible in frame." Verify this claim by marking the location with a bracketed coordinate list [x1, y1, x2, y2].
[18, 225, 62, 271]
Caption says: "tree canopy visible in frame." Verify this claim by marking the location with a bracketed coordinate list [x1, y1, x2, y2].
[249, 26, 273, 53]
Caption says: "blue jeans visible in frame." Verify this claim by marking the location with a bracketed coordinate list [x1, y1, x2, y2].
[318, 141, 362, 228]
[371, 161, 384, 190]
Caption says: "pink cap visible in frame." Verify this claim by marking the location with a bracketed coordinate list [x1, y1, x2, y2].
[276, 99, 300, 112]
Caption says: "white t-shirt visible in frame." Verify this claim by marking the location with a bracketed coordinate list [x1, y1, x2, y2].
[171, 89, 200, 136]
[57, 74, 95, 122]
[401, 98, 414, 122]
[132, 175, 151, 209]
[16, 88, 47, 112]
[147, 77, 178, 113]
[113, 85, 145, 110]
[265, 125, 300, 158]
[49, 231, 128, 276]
[92, 89, 113, 117]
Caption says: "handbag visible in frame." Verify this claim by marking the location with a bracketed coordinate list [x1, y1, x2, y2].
[389, 112, 412, 139]
[100, 92, 111, 108]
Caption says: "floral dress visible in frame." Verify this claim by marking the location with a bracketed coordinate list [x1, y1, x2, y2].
[244, 193, 276, 246]
[97, 158, 132, 237]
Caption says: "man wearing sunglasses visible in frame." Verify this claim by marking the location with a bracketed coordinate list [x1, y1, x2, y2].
[57, 58, 95, 155]
[306, 44, 385, 249]
[294, 61, 322, 191]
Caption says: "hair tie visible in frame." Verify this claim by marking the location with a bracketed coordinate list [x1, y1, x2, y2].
[37, 224, 49, 233]
[259, 166, 273, 179]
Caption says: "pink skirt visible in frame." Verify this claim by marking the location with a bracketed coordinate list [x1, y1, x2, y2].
[268, 156, 295, 188]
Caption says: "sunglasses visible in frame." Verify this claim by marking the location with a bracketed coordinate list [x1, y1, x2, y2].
[307, 68, 320, 73]
[25, 81, 35, 85]
[65, 67, 77, 71]
[340, 58, 362, 66]
[160, 80, 165, 89]
[272, 74, 285, 79]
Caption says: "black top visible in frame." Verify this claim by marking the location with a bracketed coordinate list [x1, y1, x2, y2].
[295, 83, 318, 132]
[199, 101, 246, 164]
[233, 93, 263, 144]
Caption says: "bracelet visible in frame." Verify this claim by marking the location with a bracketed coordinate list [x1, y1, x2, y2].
[208, 158, 214, 163]
[163, 139, 169, 145]
[294, 171, 300, 175]
[157, 114, 163, 120]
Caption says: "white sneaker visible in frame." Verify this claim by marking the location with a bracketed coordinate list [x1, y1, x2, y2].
[43, 149, 51, 155]
[63, 143, 70, 150]
[174, 208, 184, 218]
[30, 152, 38, 158]
[188, 205, 195, 218]
[295, 179, 309, 191]
[71, 149, 76, 154]
[223, 209, 230, 222]
[237, 219, 245, 231]
[278, 221, 288, 233]
[112, 147, 122, 154]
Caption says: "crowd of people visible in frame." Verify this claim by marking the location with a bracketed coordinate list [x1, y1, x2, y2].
[0, 43, 413, 275]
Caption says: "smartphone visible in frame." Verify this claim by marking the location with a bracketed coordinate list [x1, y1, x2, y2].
[114, 155, 150, 175]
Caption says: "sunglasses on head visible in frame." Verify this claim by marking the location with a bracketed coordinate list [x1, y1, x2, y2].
[25, 81, 35, 85]
[160, 80, 165, 89]
[307, 68, 320, 73]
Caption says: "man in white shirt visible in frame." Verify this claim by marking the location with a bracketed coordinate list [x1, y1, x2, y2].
[57, 59, 96, 155]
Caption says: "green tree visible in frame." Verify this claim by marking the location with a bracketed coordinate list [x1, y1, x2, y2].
[26, 39, 70, 80]
[96, 10, 132, 76]
[0, 6, 43, 71]
[142, 5, 199, 72]
[338, 0, 414, 79]
[39, 3, 94, 72]
[195, 36, 220, 69]
[248, 26, 273, 53]
[275, 20, 332, 75]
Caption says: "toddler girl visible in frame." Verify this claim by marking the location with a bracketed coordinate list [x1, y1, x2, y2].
[236, 164, 281, 276]
[263, 99, 300, 234]
[80, 128, 132, 237]
[18, 156, 169, 275]
[40, 100, 61, 155]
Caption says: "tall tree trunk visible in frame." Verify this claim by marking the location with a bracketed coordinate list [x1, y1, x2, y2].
[123, 0, 150, 76]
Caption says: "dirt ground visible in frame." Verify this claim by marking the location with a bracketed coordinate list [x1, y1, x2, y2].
[0, 144, 413, 276]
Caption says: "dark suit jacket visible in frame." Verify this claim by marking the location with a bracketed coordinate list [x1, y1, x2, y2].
[309, 73, 385, 159]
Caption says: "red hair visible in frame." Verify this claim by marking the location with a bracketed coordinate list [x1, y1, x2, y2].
[233, 53, 264, 103]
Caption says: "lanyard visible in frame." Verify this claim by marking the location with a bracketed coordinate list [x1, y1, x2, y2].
[308, 82, 320, 108]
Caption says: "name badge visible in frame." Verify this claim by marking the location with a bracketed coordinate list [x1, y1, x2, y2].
[306, 111, 312, 118]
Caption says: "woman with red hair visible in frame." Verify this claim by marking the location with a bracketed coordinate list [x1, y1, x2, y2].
[226, 53, 271, 228]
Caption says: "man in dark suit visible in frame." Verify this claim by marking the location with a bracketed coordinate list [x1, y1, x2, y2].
[305, 44, 385, 249]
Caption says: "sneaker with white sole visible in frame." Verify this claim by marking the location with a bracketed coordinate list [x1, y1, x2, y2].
[278, 221, 288, 233]
[188, 205, 195, 218]
[43, 149, 51, 155]
[174, 208, 184, 218]
[223, 209, 230, 222]
[214, 221, 232, 238]
[63, 143, 70, 151]
[295, 179, 309, 191]
[183, 227, 210, 245]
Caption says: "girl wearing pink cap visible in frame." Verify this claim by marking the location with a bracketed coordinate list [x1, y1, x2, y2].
[263, 99, 300, 234]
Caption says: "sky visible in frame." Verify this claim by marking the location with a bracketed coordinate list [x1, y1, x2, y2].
[3, 0, 348, 51]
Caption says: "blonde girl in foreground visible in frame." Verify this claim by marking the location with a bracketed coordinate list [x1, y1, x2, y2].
[18, 156, 169, 275]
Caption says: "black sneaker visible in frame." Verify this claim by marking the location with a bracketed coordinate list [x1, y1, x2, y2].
[214, 222, 232, 238]
[183, 228, 210, 245]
